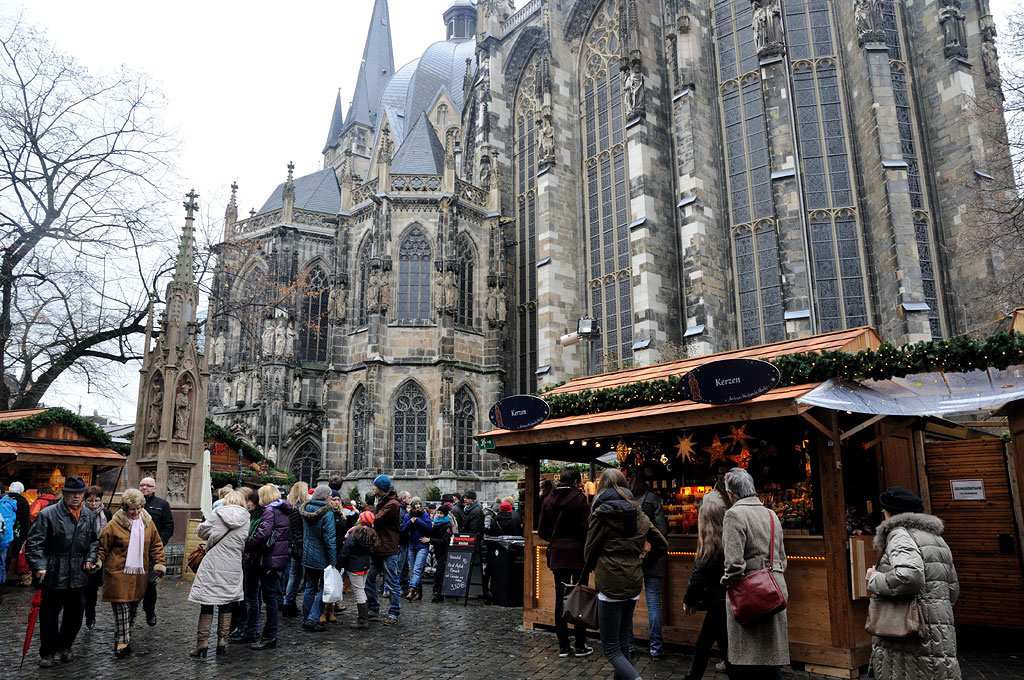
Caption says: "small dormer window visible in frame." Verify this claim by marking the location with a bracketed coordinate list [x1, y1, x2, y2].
[437, 104, 448, 126]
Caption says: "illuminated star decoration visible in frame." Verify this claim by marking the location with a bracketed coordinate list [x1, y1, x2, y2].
[703, 433, 729, 466]
[723, 424, 756, 454]
[616, 439, 631, 465]
[675, 433, 696, 464]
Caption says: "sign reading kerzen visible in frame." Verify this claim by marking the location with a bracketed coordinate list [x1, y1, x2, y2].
[677, 358, 782, 405]
[950, 479, 986, 501]
[488, 394, 551, 431]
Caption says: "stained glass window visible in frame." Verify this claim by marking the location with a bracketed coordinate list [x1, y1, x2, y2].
[396, 227, 432, 322]
[291, 442, 322, 486]
[350, 385, 368, 470]
[393, 382, 428, 470]
[456, 235, 475, 328]
[454, 387, 476, 472]
[357, 240, 372, 327]
[514, 59, 539, 393]
[300, 267, 329, 363]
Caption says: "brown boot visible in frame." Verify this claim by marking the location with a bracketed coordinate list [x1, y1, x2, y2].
[216, 609, 232, 657]
[325, 603, 337, 623]
[350, 602, 368, 629]
[190, 612, 213, 658]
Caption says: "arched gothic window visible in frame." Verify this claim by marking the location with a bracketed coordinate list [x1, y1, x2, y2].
[357, 240, 372, 326]
[301, 267, 330, 363]
[513, 57, 540, 393]
[454, 387, 476, 472]
[350, 385, 369, 470]
[455, 235, 475, 327]
[581, 1, 632, 370]
[235, 265, 269, 366]
[396, 227, 432, 322]
[392, 382, 427, 470]
[291, 442, 322, 485]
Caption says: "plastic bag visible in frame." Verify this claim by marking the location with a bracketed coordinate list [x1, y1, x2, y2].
[322, 565, 344, 604]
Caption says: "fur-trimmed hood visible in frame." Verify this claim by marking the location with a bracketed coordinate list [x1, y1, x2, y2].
[299, 499, 332, 521]
[873, 512, 944, 551]
[112, 508, 153, 529]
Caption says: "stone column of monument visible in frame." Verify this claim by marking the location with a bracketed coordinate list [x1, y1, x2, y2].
[127, 190, 210, 544]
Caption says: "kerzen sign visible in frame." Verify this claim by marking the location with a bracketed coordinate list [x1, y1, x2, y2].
[488, 394, 551, 431]
[677, 358, 782, 405]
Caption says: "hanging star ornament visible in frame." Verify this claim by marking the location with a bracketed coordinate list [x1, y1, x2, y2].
[703, 433, 729, 466]
[675, 433, 696, 463]
[723, 424, 756, 452]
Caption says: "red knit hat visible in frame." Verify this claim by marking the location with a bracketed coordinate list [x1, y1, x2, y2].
[499, 502, 513, 512]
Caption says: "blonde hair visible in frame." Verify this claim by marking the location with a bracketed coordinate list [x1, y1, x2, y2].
[288, 481, 309, 507]
[120, 488, 145, 510]
[223, 490, 246, 507]
[596, 468, 635, 504]
[502, 496, 515, 505]
[695, 488, 729, 566]
[258, 483, 280, 506]
[217, 486, 232, 499]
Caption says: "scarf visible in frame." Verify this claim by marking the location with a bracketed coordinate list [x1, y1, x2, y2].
[124, 517, 147, 574]
[94, 508, 109, 536]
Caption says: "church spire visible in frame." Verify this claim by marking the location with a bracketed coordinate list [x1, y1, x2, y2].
[343, 0, 394, 132]
[323, 90, 345, 153]
[173, 189, 199, 287]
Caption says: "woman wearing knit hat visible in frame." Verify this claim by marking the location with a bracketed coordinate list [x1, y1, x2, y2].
[297, 484, 337, 632]
[338, 510, 378, 628]
[866, 486, 961, 680]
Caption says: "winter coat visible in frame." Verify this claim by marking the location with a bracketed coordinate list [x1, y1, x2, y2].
[460, 500, 485, 536]
[398, 502, 410, 546]
[188, 504, 251, 605]
[244, 499, 292, 571]
[721, 496, 789, 666]
[538, 484, 590, 572]
[867, 512, 961, 680]
[338, 524, 378, 574]
[583, 489, 668, 600]
[29, 493, 56, 522]
[143, 493, 174, 546]
[430, 514, 454, 550]
[635, 490, 669, 577]
[289, 502, 305, 559]
[300, 500, 337, 570]
[7, 492, 30, 543]
[372, 490, 401, 556]
[401, 510, 433, 551]
[97, 509, 166, 602]
[488, 510, 524, 537]
[0, 494, 16, 550]
[24, 500, 100, 590]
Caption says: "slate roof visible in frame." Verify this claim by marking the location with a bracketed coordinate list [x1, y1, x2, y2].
[323, 92, 346, 152]
[391, 112, 447, 175]
[257, 168, 340, 217]
[344, 0, 395, 132]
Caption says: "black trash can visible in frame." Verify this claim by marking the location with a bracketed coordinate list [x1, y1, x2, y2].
[485, 536, 525, 607]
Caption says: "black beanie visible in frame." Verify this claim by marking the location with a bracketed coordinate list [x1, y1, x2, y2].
[879, 486, 924, 515]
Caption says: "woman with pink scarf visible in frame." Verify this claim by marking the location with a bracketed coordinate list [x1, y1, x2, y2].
[95, 488, 166, 659]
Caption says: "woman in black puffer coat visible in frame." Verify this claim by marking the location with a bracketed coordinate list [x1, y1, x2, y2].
[282, 482, 308, 617]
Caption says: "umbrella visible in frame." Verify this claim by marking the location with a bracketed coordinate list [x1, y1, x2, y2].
[200, 447, 213, 519]
[20, 587, 42, 668]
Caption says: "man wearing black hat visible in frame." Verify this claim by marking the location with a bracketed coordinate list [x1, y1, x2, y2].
[24, 476, 99, 667]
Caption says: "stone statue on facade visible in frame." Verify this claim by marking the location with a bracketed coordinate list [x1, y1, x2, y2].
[147, 382, 163, 440]
[540, 115, 555, 166]
[366, 268, 381, 313]
[485, 286, 507, 328]
[752, 0, 785, 57]
[261, 322, 275, 356]
[274, 319, 287, 357]
[214, 334, 226, 365]
[444, 269, 458, 311]
[622, 54, 645, 117]
[433, 269, 445, 312]
[335, 284, 348, 319]
[379, 270, 391, 313]
[479, 157, 491, 190]
[267, 443, 277, 462]
[252, 375, 261, 403]
[939, 0, 968, 59]
[235, 372, 247, 404]
[292, 376, 301, 405]
[854, 0, 885, 46]
[173, 381, 191, 439]
[285, 319, 296, 357]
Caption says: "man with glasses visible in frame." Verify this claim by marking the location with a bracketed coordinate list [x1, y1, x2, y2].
[138, 477, 173, 627]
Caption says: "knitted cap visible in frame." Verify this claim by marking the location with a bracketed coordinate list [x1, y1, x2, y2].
[9, 481, 24, 494]
[463, 489, 477, 500]
[879, 486, 924, 515]
[311, 484, 331, 501]
[373, 474, 392, 493]
[410, 496, 422, 504]
[359, 510, 375, 526]
[499, 502, 513, 512]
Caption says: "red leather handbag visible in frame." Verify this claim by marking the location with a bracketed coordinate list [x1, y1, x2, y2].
[727, 508, 788, 625]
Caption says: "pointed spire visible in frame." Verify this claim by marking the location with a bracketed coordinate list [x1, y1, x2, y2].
[323, 90, 346, 153]
[282, 162, 296, 222]
[223, 181, 238, 241]
[343, 0, 394, 132]
[173, 189, 198, 286]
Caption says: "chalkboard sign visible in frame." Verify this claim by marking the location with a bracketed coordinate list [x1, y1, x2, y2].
[677, 358, 781, 405]
[441, 548, 474, 599]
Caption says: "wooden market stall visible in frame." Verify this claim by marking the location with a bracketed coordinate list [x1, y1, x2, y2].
[479, 328, 1007, 678]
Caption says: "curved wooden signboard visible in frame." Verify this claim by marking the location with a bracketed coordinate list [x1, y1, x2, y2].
[677, 358, 782, 405]
[488, 394, 551, 431]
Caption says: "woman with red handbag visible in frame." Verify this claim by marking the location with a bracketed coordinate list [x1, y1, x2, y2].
[721, 468, 789, 680]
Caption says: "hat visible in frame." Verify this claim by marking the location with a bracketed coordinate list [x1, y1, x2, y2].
[463, 489, 477, 500]
[359, 510, 375, 526]
[330, 489, 342, 498]
[373, 474, 392, 493]
[9, 481, 24, 494]
[311, 484, 331, 502]
[499, 502, 513, 512]
[879, 486, 924, 515]
[410, 496, 422, 504]
[62, 476, 87, 493]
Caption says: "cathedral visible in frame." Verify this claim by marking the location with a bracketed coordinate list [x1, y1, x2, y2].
[207, 0, 1010, 495]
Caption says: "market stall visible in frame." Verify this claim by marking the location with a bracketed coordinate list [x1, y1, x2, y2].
[479, 328, 1009, 678]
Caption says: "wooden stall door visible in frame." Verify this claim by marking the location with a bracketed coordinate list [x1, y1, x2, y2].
[925, 439, 1024, 629]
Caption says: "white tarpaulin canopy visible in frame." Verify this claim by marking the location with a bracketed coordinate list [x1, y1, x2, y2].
[796, 365, 1024, 416]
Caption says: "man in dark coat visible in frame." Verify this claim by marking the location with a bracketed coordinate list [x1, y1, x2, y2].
[460, 489, 491, 603]
[630, 472, 670, 660]
[24, 476, 99, 667]
[4, 481, 31, 578]
[538, 467, 593, 658]
[365, 475, 402, 625]
[139, 476, 173, 627]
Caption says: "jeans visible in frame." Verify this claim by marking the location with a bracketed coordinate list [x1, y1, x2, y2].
[644, 575, 662, 655]
[552, 568, 588, 650]
[245, 567, 282, 639]
[39, 588, 86, 658]
[283, 556, 304, 605]
[408, 547, 429, 589]
[0, 544, 6, 584]
[302, 567, 325, 624]
[598, 598, 640, 680]
[279, 558, 290, 592]
[365, 553, 401, 619]
[687, 599, 730, 680]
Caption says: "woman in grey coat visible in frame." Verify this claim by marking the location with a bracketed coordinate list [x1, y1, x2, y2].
[721, 468, 788, 680]
[188, 490, 251, 658]
[866, 486, 961, 680]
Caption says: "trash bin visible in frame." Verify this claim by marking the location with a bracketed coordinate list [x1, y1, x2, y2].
[485, 536, 525, 607]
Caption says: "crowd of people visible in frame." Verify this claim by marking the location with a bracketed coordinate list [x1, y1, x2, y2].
[1, 466, 960, 680]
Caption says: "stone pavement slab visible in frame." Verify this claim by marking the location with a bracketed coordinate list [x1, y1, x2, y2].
[1, 581, 1021, 679]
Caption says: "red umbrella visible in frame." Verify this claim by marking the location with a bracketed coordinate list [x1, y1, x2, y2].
[20, 588, 42, 668]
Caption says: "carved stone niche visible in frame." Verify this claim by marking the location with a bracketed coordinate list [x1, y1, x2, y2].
[167, 467, 189, 504]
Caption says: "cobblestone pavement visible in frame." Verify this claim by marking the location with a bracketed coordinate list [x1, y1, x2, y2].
[2, 580, 1022, 679]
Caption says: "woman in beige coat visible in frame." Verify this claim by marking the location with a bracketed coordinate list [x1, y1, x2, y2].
[187, 489, 250, 658]
[96, 489, 166, 659]
[721, 468, 789, 680]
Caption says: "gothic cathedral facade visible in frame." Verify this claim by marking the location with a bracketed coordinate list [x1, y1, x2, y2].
[207, 0, 1009, 496]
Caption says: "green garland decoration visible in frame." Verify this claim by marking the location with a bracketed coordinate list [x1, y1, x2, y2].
[0, 407, 120, 451]
[539, 330, 1024, 420]
[203, 418, 290, 479]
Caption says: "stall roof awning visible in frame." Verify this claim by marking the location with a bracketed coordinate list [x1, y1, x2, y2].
[796, 365, 1024, 416]
[479, 383, 819, 452]
[0, 440, 127, 466]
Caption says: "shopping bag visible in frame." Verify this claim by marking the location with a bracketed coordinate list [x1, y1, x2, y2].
[322, 565, 345, 604]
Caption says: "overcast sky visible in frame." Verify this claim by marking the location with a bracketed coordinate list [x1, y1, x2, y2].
[4, 0, 1021, 420]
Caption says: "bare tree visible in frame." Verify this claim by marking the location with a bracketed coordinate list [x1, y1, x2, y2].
[0, 16, 177, 408]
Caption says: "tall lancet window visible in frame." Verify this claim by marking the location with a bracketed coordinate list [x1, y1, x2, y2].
[513, 57, 539, 393]
[301, 266, 330, 363]
[356, 239, 372, 327]
[350, 385, 369, 470]
[455, 234, 475, 328]
[396, 226, 432, 322]
[580, 0, 632, 371]
[453, 387, 476, 472]
[392, 381, 428, 470]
